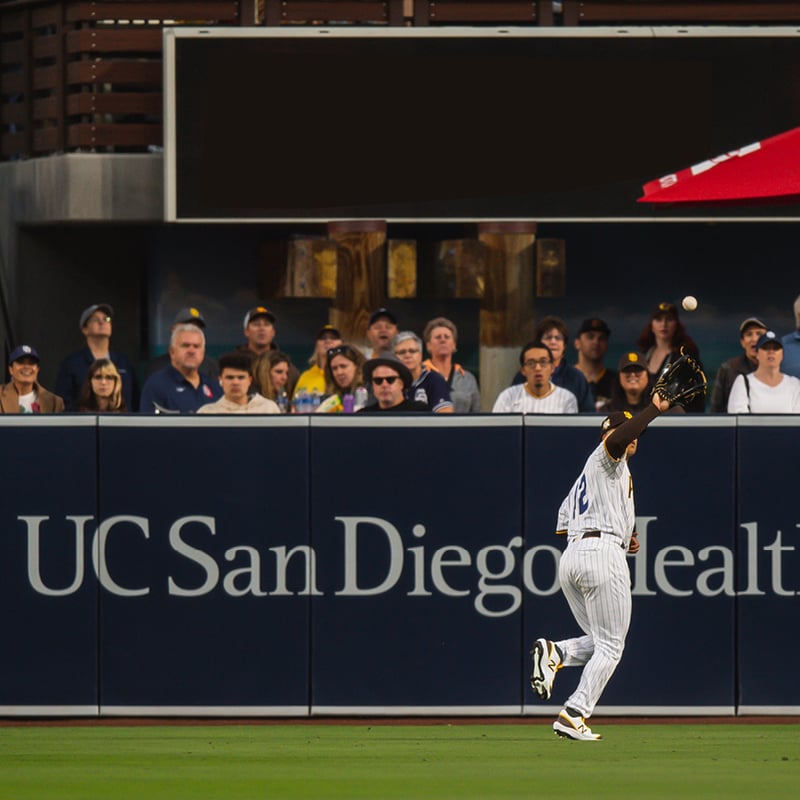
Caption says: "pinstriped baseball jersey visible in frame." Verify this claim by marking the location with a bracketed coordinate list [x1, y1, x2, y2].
[492, 383, 579, 413]
[556, 441, 634, 548]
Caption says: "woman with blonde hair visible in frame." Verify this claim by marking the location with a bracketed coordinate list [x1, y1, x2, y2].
[78, 358, 127, 412]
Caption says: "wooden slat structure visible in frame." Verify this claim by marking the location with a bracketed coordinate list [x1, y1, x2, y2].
[327, 220, 389, 343]
[562, 1, 800, 25]
[5, 1, 800, 161]
[263, 0, 405, 25]
[0, 0, 250, 160]
[414, 1, 552, 25]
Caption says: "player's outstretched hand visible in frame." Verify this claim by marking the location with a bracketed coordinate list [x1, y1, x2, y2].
[651, 393, 670, 413]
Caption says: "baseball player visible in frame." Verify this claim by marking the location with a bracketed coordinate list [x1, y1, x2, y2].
[530, 391, 671, 740]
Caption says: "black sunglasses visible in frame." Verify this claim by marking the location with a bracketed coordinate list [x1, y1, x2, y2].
[372, 375, 399, 385]
[327, 345, 355, 359]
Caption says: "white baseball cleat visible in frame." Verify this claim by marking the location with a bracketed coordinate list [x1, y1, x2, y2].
[530, 638, 562, 701]
[553, 709, 602, 741]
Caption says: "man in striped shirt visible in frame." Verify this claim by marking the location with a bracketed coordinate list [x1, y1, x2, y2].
[492, 341, 578, 414]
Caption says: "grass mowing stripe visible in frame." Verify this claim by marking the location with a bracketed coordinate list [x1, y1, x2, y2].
[0, 724, 799, 799]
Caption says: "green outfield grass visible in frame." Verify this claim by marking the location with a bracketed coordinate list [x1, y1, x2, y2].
[0, 722, 798, 800]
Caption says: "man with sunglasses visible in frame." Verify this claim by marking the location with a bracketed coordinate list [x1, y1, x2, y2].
[357, 358, 428, 413]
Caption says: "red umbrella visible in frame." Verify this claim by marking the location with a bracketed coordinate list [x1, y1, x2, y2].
[638, 126, 800, 205]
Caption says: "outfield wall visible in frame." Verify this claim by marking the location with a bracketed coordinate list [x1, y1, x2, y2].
[1, 414, 796, 717]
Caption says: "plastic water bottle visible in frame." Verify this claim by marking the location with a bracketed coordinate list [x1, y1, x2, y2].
[294, 388, 309, 414]
[310, 389, 321, 412]
[354, 386, 368, 411]
[276, 389, 289, 414]
[342, 393, 355, 414]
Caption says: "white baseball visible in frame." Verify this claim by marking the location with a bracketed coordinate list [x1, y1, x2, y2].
[681, 295, 698, 312]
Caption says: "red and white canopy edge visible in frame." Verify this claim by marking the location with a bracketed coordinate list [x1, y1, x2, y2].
[638, 127, 800, 205]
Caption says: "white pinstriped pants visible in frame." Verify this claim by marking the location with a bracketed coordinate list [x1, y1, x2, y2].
[556, 535, 632, 718]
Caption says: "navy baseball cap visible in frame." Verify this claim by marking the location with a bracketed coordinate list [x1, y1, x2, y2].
[756, 331, 783, 349]
[368, 308, 397, 327]
[8, 344, 40, 365]
[79, 303, 113, 328]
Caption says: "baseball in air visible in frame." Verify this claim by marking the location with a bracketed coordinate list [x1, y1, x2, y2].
[681, 295, 698, 312]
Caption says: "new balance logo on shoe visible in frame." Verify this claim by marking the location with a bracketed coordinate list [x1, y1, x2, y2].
[553, 709, 602, 741]
[530, 638, 562, 701]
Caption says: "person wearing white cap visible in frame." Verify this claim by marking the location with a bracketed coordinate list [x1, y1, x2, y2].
[0, 345, 64, 414]
[709, 316, 767, 413]
[727, 331, 800, 413]
[54, 303, 138, 411]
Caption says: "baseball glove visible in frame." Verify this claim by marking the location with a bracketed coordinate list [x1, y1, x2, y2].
[652, 348, 707, 408]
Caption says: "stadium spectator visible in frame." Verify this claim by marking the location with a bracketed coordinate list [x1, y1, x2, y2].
[392, 331, 453, 413]
[292, 324, 342, 401]
[358, 358, 428, 413]
[78, 358, 127, 412]
[573, 317, 616, 412]
[780, 293, 800, 378]
[139, 324, 221, 413]
[727, 331, 800, 413]
[0, 345, 64, 414]
[197, 351, 279, 414]
[238, 306, 299, 397]
[55, 303, 138, 411]
[606, 352, 653, 415]
[144, 306, 219, 380]
[364, 308, 399, 360]
[636, 301, 705, 413]
[253, 350, 293, 412]
[709, 316, 767, 413]
[494, 341, 579, 414]
[317, 344, 367, 413]
[511, 316, 594, 412]
[422, 316, 481, 413]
